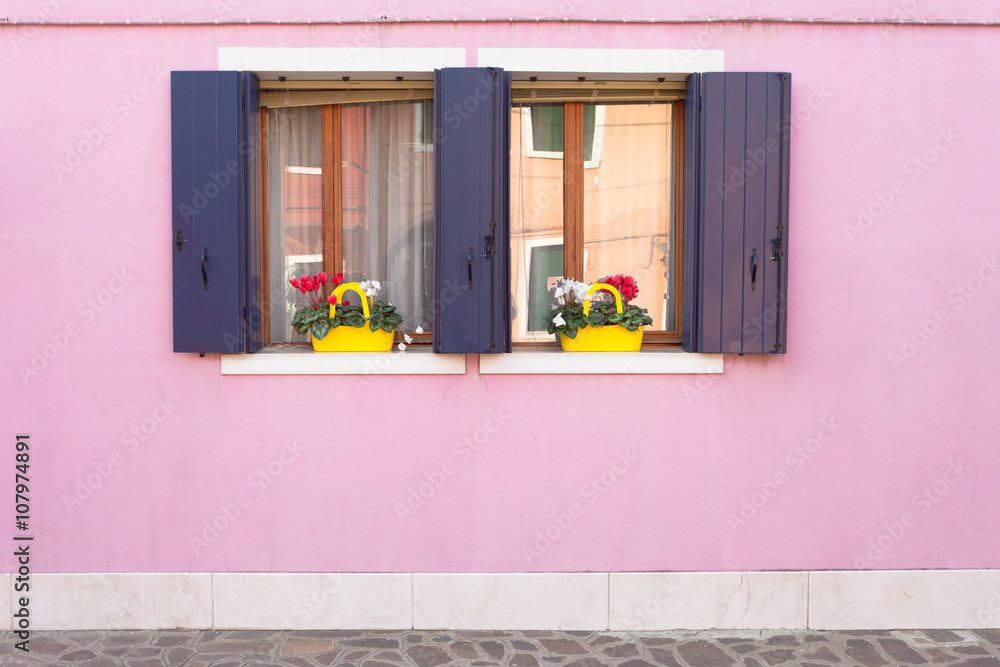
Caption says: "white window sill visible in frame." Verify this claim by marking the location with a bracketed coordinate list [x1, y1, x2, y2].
[220, 348, 466, 375]
[479, 349, 723, 374]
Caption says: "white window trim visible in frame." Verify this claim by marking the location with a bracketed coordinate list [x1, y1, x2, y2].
[479, 350, 723, 375]
[221, 348, 467, 375]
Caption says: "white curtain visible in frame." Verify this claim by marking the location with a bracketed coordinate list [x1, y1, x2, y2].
[266, 107, 323, 343]
[341, 100, 434, 331]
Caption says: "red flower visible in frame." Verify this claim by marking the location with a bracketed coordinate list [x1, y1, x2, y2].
[333, 272, 344, 285]
[290, 278, 299, 288]
[327, 295, 337, 305]
[318, 272, 328, 285]
[302, 277, 313, 292]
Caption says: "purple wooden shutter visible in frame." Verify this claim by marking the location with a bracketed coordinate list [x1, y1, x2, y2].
[433, 67, 512, 353]
[682, 72, 790, 354]
[171, 71, 262, 354]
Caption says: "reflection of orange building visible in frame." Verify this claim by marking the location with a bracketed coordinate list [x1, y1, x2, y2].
[510, 103, 675, 342]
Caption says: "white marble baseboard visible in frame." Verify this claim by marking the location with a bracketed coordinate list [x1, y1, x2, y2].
[10, 570, 1000, 630]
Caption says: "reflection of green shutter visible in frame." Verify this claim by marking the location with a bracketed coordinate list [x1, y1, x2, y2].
[530, 105, 563, 152]
[527, 244, 564, 331]
[529, 105, 596, 161]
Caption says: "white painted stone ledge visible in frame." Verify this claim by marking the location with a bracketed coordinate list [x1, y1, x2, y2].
[11, 570, 1000, 630]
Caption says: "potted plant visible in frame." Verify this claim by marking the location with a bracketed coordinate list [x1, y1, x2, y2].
[289, 272, 404, 352]
[545, 274, 653, 352]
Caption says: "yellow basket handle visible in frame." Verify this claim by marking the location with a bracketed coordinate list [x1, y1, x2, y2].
[582, 283, 624, 317]
[329, 282, 371, 319]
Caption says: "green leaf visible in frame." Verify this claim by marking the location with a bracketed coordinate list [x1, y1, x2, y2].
[311, 318, 331, 340]
[563, 326, 578, 339]
[381, 322, 395, 332]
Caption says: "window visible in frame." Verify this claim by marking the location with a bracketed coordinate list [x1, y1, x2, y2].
[170, 69, 790, 357]
[262, 96, 435, 344]
[511, 91, 684, 346]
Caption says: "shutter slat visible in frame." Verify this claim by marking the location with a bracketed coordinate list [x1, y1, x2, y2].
[720, 73, 748, 351]
[741, 73, 770, 354]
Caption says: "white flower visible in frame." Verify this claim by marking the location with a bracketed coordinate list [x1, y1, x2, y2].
[398, 343, 407, 351]
[571, 282, 592, 303]
[415, 325, 424, 334]
[371, 280, 380, 291]
[553, 286, 566, 299]
[366, 288, 377, 298]
[404, 333, 413, 344]
[552, 313, 566, 327]
[359, 280, 372, 291]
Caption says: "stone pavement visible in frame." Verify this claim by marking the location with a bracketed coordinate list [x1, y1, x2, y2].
[2, 628, 1000, 666]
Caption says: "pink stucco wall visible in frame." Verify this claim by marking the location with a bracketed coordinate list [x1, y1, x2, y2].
[2, 1, 1000, 574]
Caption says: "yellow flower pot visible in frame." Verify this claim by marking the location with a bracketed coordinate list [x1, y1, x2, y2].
[310, 282, 395, 352]
[558, 283, 644, 352]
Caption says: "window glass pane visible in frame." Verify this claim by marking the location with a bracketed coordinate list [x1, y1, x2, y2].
[511, 105, 565, 343]
[583, 103, 675, 332]
[266, 106, 323, 343]
[341, 100, 434, 332]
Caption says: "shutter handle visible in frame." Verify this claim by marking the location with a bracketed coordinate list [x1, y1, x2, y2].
[750, 248, 758, 292]
[467, 247, 473, 289]
[201, 247, 208, 291]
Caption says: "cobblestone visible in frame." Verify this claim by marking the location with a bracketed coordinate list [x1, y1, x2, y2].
[1, 629, 1000, 665]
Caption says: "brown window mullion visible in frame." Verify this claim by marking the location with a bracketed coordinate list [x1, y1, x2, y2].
[563, 102, 585, 281]
[321, 104, 342, 277]
[260, 110, 271, 341]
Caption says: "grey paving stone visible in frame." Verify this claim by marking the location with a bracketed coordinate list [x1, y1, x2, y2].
[800, 645, 843, 662]
[314, 648, 348, 665]
[876, 637, 929, 664]
[618, 661, 658, 667]
[804, 635, 830, 643]
[282, 636, 335, 654]
[757, 648, 796, 665]
[539, 638, 588, 655]
[165, 646, 197, 665]
[344, 638, 402, 649]
[973, 630, 1000, 645]
[763, 635, 800, 647]
[60, 649, 100, 661]
[511, 654, 541, 667]
[479, 640, 505, 659]
[646, 647, 684, 667]
[450, 641, 479, 659]
[728, 644, 759, 655]
[407, 634, 425, 643]
[282, 657, 317, 667]
[602, 643, 640, 658]
[742, 659, 764, 667]
[675, 639, 736, 666]
[370, 650, 406, 662]
[513, 640, 539, 651]
[561, 659, 606, 667]
[843, 639, 889, 667]
[954, 659, 1000, 667]
[640, 638, 678, 646]
[125, 659, 166, 667]
[957, 646, 994, 654]
[28, 636, 74, 655]
[406, 644, 452, 667]
[362, 661, 402, 667]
